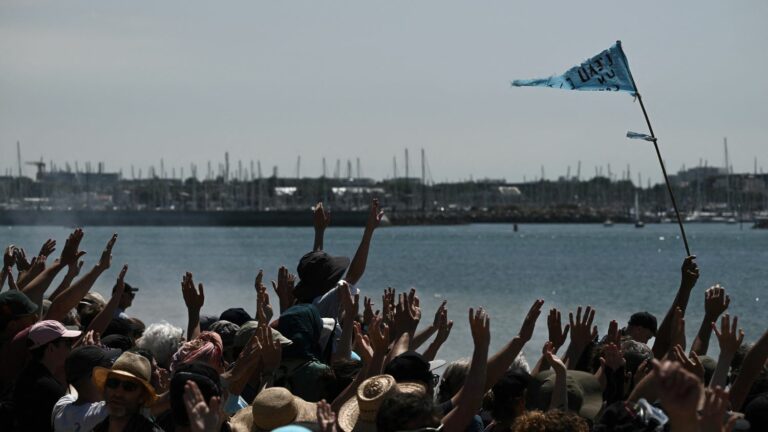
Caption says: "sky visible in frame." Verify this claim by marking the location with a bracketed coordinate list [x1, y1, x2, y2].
[1, 1, 767, 184]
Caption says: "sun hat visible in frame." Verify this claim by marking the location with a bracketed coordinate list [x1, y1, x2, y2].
[229, 387, 317, 432]
[93, 351, 157, 403]
[233, 321, 293, 349]
[79, 291, 107, 308]
[338, 374, 427, 432]
[27, 320, 81, 349]
[526, 369, 603, 421]
[293, 251, 350, 303]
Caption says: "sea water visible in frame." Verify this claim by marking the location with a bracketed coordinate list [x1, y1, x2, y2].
[3, 223, 766, 364]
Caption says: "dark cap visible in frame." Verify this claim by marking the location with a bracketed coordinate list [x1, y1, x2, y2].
[112, 282, 139, 293]
[628, 312, 658, 335]
[219, 308, 252, 327]
[65, 345, 121, 384]
[101, 334, 134, 352]
[170, 362, 222, 426]
[384, 351, 432, 386]
[208, 320, 240, 349]
[200, 314, 219, 332]
[293, 251, 350, 303]
[0, 290, 38, 330]
[745, 393, 768, 431]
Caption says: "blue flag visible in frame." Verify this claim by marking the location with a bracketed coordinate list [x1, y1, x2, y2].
[626, 131, 656, 142]
[512, 41, 636, 93]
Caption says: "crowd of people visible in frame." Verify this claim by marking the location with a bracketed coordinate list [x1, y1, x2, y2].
[0, 199, 766, 432]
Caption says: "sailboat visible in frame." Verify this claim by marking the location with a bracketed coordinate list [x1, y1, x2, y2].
[634, 191, 645, 228]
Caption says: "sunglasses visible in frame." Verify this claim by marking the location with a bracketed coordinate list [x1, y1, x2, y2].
[105, 377, 140, 392]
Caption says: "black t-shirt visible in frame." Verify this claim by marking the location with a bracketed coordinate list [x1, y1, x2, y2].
[12, 361, 66, 432]
[93, 413, 165, 432]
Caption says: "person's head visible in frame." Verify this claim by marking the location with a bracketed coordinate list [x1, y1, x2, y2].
[293, 251, 350, 303]
[626, 312, 657, 344]
[219, 308, 252, 327]
[277, 303, 324, 361]
[384, 351, 438, 393]
[229, 387, 317, 432]
[93, 351, 157, 419]
[436, 359, 469, 404]
[65, 345, 120, 397]
[77, 293, 105, 329]
[233, 320, 293, 359]
[136, 321, 184, 370]
[169, 362, 222, 427]
[376, 386, 439, 432]
[112, 281, 139, 310]
[170, 331, 224, 373]
[511, 410, 589, 432]
[27, 320, 81, 369]
[485, 369, 533, 425]
[338, 375, 426, 432]
[103, 317, 138, 341]
[0, 290, 39, 339]
[208, 320, 240, 363]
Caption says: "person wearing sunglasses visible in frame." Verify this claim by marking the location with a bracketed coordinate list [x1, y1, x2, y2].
[92, 351, 163, 432]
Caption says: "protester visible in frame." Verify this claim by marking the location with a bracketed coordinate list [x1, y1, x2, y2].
[1, 201, 766, 432]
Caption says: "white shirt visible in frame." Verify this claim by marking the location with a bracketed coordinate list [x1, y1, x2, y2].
[52, 394, 108, 432]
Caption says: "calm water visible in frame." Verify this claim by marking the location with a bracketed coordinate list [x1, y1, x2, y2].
[2, 223, 766, 364]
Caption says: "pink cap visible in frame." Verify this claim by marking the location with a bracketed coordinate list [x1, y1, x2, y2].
[28, 320, 81, 349]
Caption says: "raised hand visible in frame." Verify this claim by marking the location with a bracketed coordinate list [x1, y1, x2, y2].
[434, 306, 453, 346]
[606, 320, 621, 346]
[699, 387, 732, 432]
[271, 266, 296, 313]
[59, 228, 86, 266]
[381, 287, 396, 325]
[183, 380, 222, 432]
[368, 315, 390, 355]
[257, 324, 282, 372]
[672, 344, 704, 380]
[13, 248, 30, 271]
[519, 299, 544, 342]
[3, 245, 15, 269]
[116, 264, 128, 293]
[38, 239, 57, 258]
[316, 399, 337, 432]
[95, 234, 118, 272]
[181, 272, 205, 312]
[5, 267, 18, 290]
[547, 307, 569, 350]
[313, 202, 331, 232]
[543, 341, 566, 374]
[469, 307, 491, 348]
[363, 296, 375, 328]
[653, 360, 702, 428]
[353, 322, 373, 363]
[339, 281, 359, 322]
[680, 255, 700, 290]
[568, 305, 597, 349]
[393, 289, 421, 337]
[600, 343, 626, 371]
[712, 314, 744, 356]
[704, 284, 730, 320]
[365, 198, 385, 232]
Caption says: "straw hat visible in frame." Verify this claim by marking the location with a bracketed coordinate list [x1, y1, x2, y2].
[229, 387, 317, 432]
[92, 351, 157, 403]
[338, 375, 427, 432]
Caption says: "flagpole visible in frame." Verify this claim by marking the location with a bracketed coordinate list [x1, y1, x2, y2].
[618, 44, 691, 256]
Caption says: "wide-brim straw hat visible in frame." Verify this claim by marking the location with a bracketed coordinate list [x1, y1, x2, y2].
[230, 387, 317, 432]
[527, 369, 602, 421]
[92, 351, 157, 403]
[338, 375, 426, 432]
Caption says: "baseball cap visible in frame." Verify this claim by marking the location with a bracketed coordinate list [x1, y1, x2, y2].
[65, 345, 121, 383]
[28, 320, 81, 349]
[113, 281, 139, 293]
[219, 308, 252, 327]
[0, 290, 38, 330]
[628, 312, 658, 336]
[234, 320, 293, 349]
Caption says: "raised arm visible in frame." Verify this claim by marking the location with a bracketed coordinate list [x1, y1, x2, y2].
[442, 307, 490, 432]
[422, 303, 453, 361]
[22, 229, 85, 312]
[485, 299, 543, 390]
[332, 281, 358, 363]
[709, 314, 744, 389]
[182, 272, 205, 341]
[563, 305, 597, 370]
[653, 256, 699, 359]
[47, 260, 84, 302]
[730, 327, 768, 410]
[271, 266, 296, 315]
[691, 285, 729, 356]
[411, 300, 446, 351]
[84, 264, 128, 337]
[344, 198, 384, 286]
[543, 341, 568, 411]
[46, 234, 117, 322]
[312, 202, 331, 252]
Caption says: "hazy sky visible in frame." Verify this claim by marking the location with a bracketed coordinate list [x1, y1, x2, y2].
[1, 1, 766, 184]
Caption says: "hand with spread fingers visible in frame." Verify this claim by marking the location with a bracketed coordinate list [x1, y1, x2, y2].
[547, 307, 569, 351]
